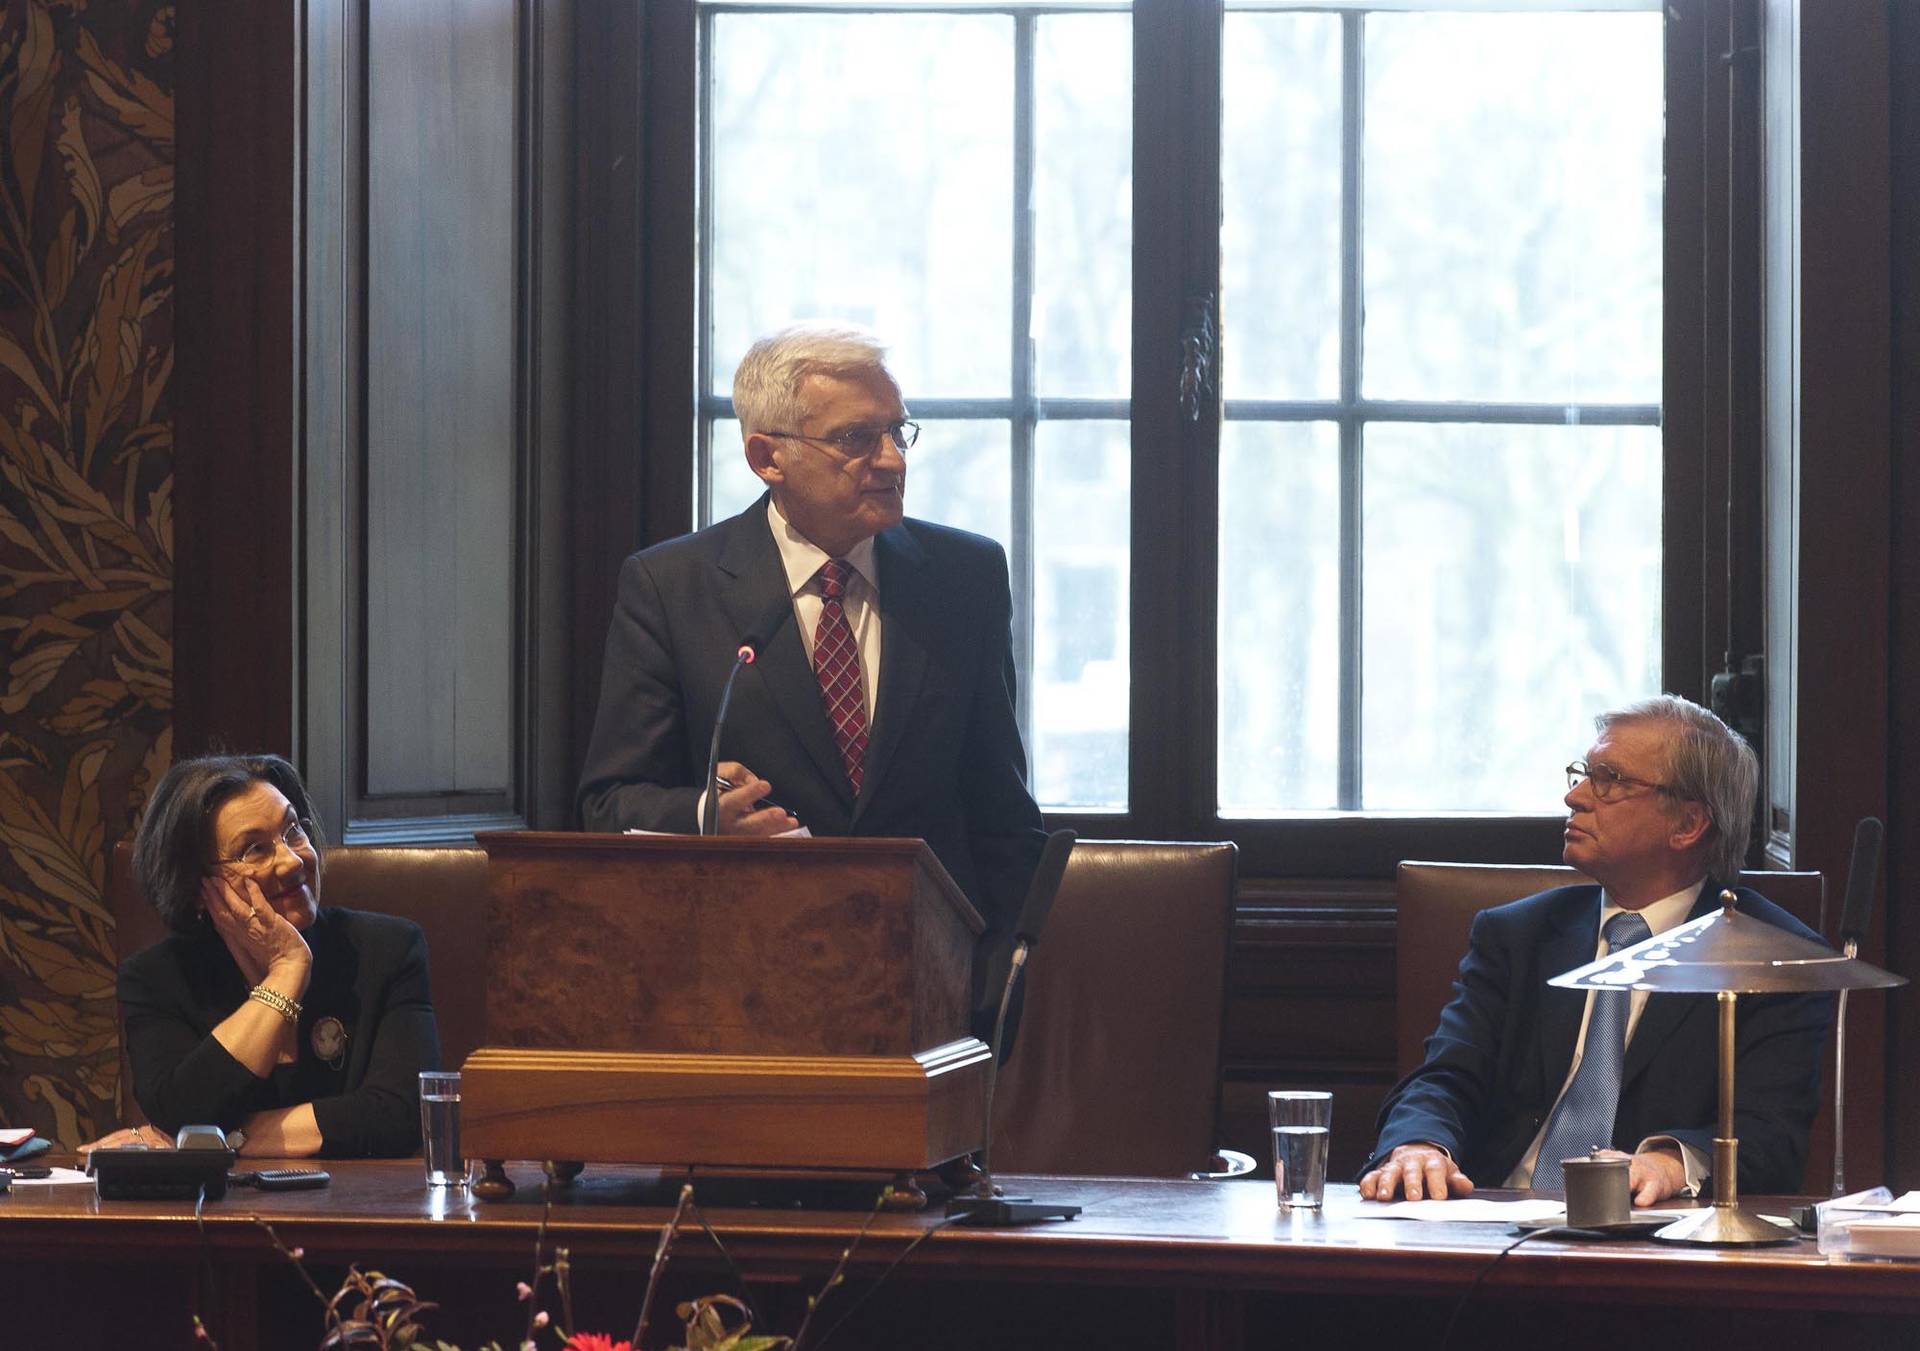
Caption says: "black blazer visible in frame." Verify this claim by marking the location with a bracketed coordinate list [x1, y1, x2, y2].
[118, 907, 439, 1157]
[576, 500, 1047, 1019]
[1370, 881, 1831, 1193]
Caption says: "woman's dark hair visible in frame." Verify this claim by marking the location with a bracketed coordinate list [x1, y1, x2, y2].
[132, 754, 325, 933]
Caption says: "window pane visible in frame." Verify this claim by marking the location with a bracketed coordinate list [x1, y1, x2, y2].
[1361, 422, 1662, 812]
[1221, 11, 1343, 401]
[1032, 14, 1132, 399]
[1033, 421, 1129, 811]
[903, 419, 1012, 555]
[708, 13, 1012, 398]
[1218, 421, 1342, 814]
[1363, 12, 1663, 403]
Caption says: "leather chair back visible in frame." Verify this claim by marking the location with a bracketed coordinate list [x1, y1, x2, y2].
[1394, 861, 1825, 1076]
[109, 840, 491, 1124]
[990, 840, 1237, 1176]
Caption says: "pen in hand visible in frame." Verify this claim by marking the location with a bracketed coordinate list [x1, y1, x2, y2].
[714, 775, 785, 814]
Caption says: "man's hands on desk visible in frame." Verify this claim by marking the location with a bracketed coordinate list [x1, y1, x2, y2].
[1359, 1142, 1687, 1205]
[1359, 1145, 1475, 1202]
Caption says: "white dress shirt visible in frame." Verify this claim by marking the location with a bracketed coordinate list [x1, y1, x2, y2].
[765, 498, 881, 725]
[1506, 880, 1709, 1190]
[695, 502, 886, 824]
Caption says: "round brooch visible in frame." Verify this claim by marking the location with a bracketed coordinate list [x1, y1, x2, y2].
[311, 1016, 349, 1067]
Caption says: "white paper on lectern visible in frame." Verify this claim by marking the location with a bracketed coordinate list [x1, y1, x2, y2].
[621, 826, 813, 838]
[1352, 1199, 1567, 1223]
[5, 1166, 94, 1188]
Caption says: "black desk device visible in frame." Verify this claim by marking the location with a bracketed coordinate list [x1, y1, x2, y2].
[89, 1125, 237, 1200]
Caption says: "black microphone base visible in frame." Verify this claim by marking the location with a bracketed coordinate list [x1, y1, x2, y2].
[944, 1193, 1082, 1227]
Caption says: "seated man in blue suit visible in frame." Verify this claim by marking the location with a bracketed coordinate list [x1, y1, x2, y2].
[1361, 695, 1830, 1206]
[576, 322, 1046, 1031]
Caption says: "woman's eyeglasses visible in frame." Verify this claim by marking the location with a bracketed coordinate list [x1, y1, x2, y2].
[213, 818, 313, 870]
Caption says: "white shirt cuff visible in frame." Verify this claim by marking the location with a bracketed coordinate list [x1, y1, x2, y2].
[1636, 1135, 1704, 1198]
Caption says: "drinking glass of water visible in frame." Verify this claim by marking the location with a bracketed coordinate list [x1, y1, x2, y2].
[1268, 1089, 1332, 1210]
[419, 1070, 465, 1187]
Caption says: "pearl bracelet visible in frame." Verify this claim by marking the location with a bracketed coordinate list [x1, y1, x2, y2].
[247, 985, 302, 1024]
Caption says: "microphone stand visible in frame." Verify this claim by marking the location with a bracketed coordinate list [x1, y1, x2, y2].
[700, 603, 795, 838]
[947, 831, 1082, 1227]
[1831, 817, 1884, 1196]
[700, 643, 758, 838]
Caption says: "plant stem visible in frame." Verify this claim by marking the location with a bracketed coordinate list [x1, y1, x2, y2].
[524, 1196, 556, 1349]
[249, 1216, 332, 1308]
[632, 1182, 693, 1348]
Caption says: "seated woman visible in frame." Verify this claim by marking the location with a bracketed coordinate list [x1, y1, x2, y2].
[114, 753, 438, 1157]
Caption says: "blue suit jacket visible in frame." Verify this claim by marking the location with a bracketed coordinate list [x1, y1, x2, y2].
[1370, 881, 1832, 1193]
[575, 499, 1047, 1026]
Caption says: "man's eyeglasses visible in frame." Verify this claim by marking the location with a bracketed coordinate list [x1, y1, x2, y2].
[213, 818, 313, 871]
[1565, 760, 1674, 802]
[762, 419, 920, 462]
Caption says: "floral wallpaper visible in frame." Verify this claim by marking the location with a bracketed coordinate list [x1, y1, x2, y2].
[0, 0, 173, 1145]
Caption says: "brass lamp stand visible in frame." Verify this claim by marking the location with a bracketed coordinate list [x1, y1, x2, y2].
[1549, 892, 1904, 1247]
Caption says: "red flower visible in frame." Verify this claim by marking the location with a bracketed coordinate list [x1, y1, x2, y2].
[564, 1335, 632, 1351]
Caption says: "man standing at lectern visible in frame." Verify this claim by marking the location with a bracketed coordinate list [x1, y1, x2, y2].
[577, 323, 1046, 1030]
[1360, 695, 1829, 1205]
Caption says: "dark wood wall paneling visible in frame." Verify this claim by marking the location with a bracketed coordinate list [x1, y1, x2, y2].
[301, 0, 359, 836]
[1778, 0, 1896, 1188]
[527, 3, 577, 841]
[362, 1, 518, 804]
[1662, 0, 1708, 704]
[296, 0, 575, 842]
[569, 4, 647, 782]
[1219, 880, 1397, 1177]
[173, 3, 297, 758]
[1890, 0, 1920, 1198]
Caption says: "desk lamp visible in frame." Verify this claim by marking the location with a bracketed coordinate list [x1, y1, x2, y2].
[1550, 893, 1904, 1245]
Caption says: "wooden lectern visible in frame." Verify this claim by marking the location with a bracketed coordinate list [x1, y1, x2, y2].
[460, 832, 991, 1194]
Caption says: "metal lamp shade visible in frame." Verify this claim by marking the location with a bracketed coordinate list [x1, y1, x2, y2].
[1549, 902, 1906, 996]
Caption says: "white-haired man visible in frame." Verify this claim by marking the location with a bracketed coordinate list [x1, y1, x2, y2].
[577, 324, 1046, 1030]
[1361, 695, 1831, 1206]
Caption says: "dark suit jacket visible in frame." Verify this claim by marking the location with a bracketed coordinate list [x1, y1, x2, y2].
[576, 499, 1047, 1021]
[1370, 881, 1831, 1193]
[118, 907, 439, 1158]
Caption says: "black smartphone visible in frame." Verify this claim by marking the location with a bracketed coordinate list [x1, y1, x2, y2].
[235, 1167, 331, 1191]
[2, 1163, 53, 1179]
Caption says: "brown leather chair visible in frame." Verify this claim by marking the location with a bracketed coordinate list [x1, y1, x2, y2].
[989, 839, 1239, 1177]
[109, 840, 491, 1126]
[1394, 861, 1826, 1076]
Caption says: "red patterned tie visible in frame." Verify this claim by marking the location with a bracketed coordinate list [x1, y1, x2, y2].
[812, 559, 868, 793]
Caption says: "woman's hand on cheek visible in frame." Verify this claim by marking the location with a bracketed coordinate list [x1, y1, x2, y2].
[202, 873, 312, 992]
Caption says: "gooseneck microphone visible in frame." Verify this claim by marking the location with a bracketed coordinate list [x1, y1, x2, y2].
[948, 828, 1081, 1227]
[1832, 816, 1884, 1195]
[699, 601, 795, 838]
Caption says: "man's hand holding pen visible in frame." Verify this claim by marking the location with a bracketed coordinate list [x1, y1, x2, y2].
[713, 761, 801, 836]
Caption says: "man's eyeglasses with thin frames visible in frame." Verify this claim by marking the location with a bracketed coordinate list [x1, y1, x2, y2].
[760, 419, 920, 463]
[1565, 760, 1675, 801]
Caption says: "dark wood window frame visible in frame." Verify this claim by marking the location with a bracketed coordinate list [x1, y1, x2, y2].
[591, 0, 1731, 880]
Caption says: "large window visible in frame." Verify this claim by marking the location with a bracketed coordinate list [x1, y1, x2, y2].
[677, 0, 1670, 842]
[1216, 8, 1662, 814]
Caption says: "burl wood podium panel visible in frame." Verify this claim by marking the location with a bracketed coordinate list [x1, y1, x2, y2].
[461, 832, 991, 1172]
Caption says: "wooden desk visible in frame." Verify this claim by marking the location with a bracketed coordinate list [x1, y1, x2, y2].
[6, 1162, 1916, 1349]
